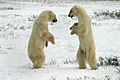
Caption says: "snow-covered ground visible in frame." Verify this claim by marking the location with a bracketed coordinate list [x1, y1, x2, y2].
[0, 1, 120, 80]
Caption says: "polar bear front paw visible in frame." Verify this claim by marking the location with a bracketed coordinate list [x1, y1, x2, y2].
[49, 36, 55, 44]
[70, 26, 79, 35]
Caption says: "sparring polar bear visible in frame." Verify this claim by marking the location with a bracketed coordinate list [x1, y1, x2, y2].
[68, 5, 97, 69]
[28, 10, 57, 69]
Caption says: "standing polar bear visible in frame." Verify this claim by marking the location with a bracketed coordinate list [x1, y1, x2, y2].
[28, 10, 57, 69]
[68, 5, 97, 69]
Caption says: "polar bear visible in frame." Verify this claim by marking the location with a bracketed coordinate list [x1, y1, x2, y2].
[68, 5, 97, 69]
[27, 10, 57, 69]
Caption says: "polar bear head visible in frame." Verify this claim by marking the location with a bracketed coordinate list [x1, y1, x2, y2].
[47, 10, 57, 22]
[38, 10, 57, 23]
[68, 5, 86, 18]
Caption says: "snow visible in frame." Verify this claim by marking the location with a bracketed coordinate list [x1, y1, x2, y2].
[0, 1, 120, 80]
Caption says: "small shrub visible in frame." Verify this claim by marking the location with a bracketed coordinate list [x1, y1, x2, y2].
[44, 59, 57, 66]
[0, 7, 14, 10]
[50, 76, 56, 80]
[93, 10, 120, 20]
[98, 56, 120, 66]
[66, 75, 115, 80]
[63, 58, 77, 64]
[116, 66, 120, 73]
[28, 15, 37, 21]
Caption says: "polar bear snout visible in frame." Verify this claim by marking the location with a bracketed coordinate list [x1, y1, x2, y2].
[68, 10, 72, 17]
[52, 18, 57, 22]
[68, 12, 73, 18]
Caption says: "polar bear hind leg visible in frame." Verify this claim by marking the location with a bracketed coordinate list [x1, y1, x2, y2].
[28, 49, 45, 69]
[87, 45, 97, 70]
[77, 47, 86, 69]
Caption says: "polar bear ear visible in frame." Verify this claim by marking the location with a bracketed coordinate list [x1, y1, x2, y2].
[74, 5, 79, 9]
[49, 11, 52, 15]
[76, 6, 79, 9]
